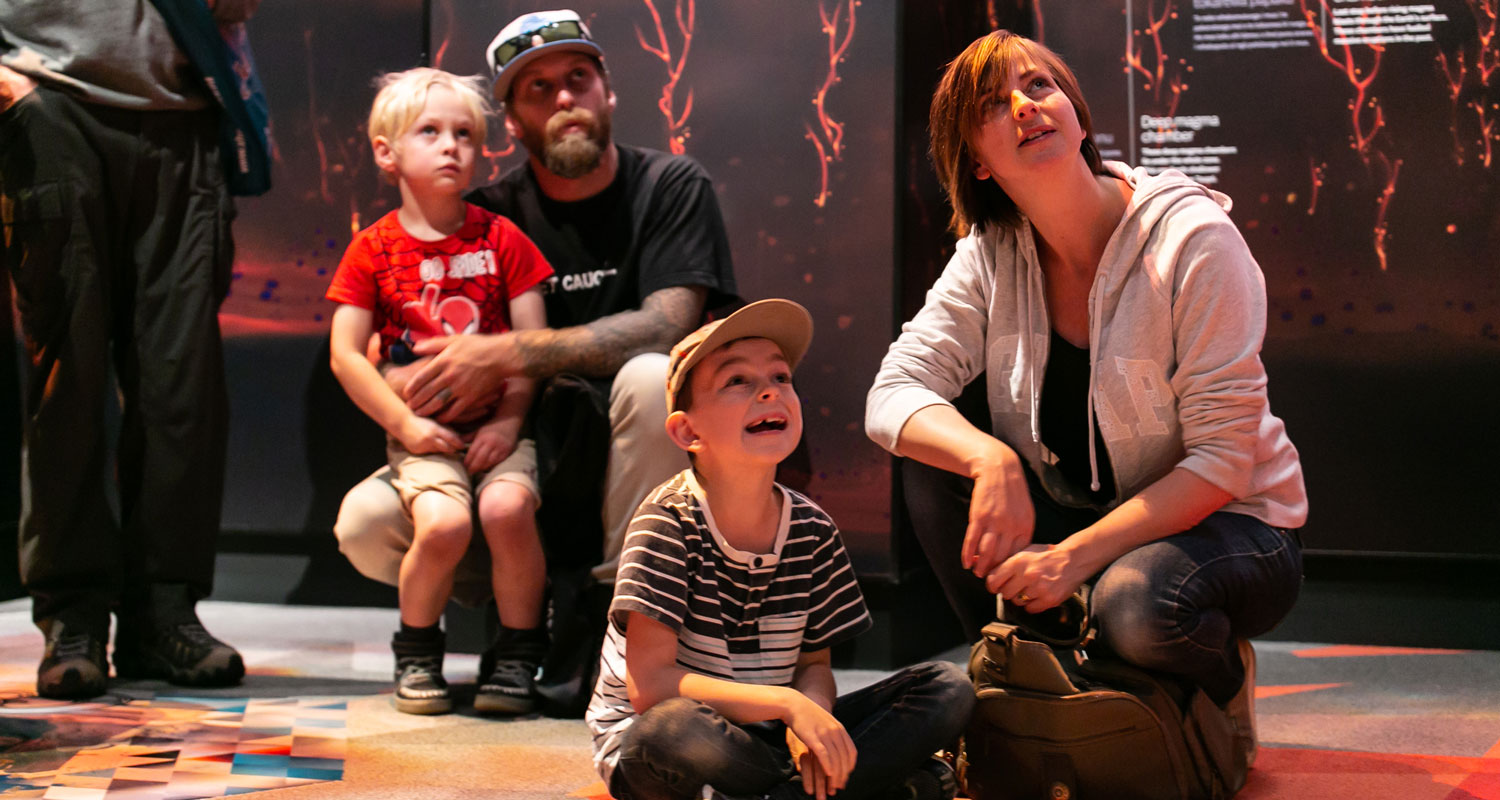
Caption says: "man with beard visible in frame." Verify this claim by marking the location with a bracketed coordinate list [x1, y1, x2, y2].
[333, 9, 738, 714]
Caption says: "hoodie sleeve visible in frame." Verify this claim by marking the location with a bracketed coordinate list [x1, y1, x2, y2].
[1168, 215, 1270, 499]
[866, 233, 994, 454]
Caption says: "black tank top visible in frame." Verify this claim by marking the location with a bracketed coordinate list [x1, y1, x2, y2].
[1038, 329, 1116, 504]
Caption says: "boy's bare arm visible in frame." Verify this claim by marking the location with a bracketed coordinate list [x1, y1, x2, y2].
[329, 304, 462, 455]
[787, 647, 855, 799]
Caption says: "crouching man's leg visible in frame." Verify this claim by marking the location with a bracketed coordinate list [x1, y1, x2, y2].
[595, 353, 689, 582]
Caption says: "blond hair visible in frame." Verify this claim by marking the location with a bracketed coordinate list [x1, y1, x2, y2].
[929, 31, 1104, 236]
[368, 68, 490, 182]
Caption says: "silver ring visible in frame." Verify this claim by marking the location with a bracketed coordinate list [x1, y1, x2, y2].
[1016, 592, 1032, 604]
[436, 388, 453, 404]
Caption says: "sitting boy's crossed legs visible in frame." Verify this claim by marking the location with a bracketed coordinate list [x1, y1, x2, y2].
[611, 661, 974, 800]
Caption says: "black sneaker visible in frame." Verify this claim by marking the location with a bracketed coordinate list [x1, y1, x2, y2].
[475, 657, 538, 714]
[886, 756, 959, 800]
[37, 618, 109, 699]
[393, 653, 452, 715]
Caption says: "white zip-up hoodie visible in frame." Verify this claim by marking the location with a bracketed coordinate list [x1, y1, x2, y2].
[866, 163, 1307, 528]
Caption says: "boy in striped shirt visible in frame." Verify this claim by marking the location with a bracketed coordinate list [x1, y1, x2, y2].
[585, 299, 975, 800]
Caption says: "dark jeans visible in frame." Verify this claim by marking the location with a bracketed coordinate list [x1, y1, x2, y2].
[0, 86, 234, 626]
[610, 661, 975, 800]
[902, 459, 1303, 704]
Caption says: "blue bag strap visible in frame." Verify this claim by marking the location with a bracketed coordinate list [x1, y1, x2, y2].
[147, 0, 272, 196]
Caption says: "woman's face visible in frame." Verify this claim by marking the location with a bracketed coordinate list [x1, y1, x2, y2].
[968, 60, 1084, 191]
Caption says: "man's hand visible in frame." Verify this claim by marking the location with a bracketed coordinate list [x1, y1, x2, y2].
[464, 420, 517, 475]
[782, 692, 856, 797]
[395, 415, 464, 455]
[963, 449, 1036, 578]
[383, 357, 492, 426]
[406, 334, 519, 422]
[0, 65, 36, 114]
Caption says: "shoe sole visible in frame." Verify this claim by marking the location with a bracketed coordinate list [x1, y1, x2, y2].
[1235, 638, 1258, 767]
[473, 692, 536, 715]
[393, 694, 453, 715]
[114, 651, 246, 687]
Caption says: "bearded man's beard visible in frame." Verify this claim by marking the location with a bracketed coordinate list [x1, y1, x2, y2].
[533, 107, 612, 179]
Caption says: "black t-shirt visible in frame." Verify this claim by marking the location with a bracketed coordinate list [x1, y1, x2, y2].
[1039, 329, 1117, 504]
[467, 144, 738, 329]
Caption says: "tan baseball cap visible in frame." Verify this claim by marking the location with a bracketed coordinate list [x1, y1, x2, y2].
[665, 299, 813, 415]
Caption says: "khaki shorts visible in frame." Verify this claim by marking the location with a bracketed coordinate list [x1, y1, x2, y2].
[387, 437, 539, 516]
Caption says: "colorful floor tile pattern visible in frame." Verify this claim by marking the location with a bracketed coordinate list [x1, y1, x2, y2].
[0, 695, 345, 799]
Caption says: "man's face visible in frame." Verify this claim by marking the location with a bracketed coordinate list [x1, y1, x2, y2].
[503, 52, 615, 179]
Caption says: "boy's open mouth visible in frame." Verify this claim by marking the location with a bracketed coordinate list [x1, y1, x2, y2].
[745, 415, 787, 434]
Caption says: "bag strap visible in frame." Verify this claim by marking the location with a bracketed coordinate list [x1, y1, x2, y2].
[1000, 584, 1097, 650]
[147, 0, 272, 196]
[972, 619, 1080, 695]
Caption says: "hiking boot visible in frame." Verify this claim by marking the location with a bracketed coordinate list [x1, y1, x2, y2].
[1227, 638, 1258, 767]
[37, 618, 109, 699]
[114, 618, 245, 687]
[393, 652, 452, 715]
[475, 657, 538, 714]
[114, 585, 244, 687]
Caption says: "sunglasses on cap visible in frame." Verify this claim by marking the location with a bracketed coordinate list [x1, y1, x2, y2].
[490, 19, 591, 71]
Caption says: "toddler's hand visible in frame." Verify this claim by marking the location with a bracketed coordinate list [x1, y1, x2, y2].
[396, 415, 463, 455]
[464, 425, 517, 475]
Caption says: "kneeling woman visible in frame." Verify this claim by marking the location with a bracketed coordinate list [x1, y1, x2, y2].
[865, 30, 1305, 730]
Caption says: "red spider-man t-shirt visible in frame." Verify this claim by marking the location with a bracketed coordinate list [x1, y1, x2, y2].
[326, 203, 553, 361]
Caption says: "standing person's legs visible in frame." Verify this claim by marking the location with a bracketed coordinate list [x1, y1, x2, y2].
[108, 105, 243, 687]
[596, 352, 689, 582]
[3, 88, 124, 697]
[1090, 512, 1303, 704]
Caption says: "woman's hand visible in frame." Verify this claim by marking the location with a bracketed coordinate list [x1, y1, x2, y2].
[986, 544, 1086, 612]
[963, 447, 1036, 578]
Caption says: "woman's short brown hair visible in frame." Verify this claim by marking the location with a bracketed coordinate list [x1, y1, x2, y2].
[929, 31, 1104, 237]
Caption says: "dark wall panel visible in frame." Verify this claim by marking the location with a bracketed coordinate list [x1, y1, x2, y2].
[219, 2, 901, 575]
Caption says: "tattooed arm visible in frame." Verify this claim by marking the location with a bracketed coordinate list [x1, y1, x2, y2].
[404, 285, 707, 421]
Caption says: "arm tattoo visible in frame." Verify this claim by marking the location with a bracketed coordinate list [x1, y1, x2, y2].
[512, 285, 708, 379]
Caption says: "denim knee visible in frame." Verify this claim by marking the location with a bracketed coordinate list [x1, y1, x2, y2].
[1091, 550, 1231, 671]
[622, 696, 732, 770]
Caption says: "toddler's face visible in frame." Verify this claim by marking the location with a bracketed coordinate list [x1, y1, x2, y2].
[393, 84, 479, 193]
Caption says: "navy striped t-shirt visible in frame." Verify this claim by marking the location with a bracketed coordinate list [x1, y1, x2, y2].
[585, 469, 872, 784]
